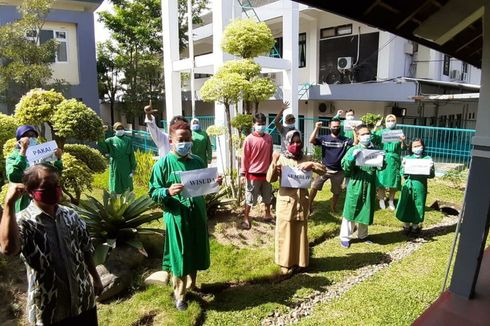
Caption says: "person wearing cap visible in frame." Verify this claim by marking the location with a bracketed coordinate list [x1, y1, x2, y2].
[98, 122, 137, 194]
[274, 101, 297, 153]
[6, 125, 63, 212]
[190, 118, 212, 167]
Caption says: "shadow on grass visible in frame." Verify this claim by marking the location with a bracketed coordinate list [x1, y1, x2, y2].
[308, 251, 392, 273]
[365, 222, 456, 245]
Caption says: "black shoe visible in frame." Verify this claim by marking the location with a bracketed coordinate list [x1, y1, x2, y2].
[175, 299, 188, 311]
[412, 226, 422, 235]
[402, 226, 411, 236]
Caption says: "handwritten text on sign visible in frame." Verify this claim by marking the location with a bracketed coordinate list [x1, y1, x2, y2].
[26, 140, 58, 164]
[281, 166, 313, 189]
[356, 149, 384, 168]
[343, 120, 362, 132]
[404, 158, 433, 175]
[178, 167, 219, 198]
[382, 129, 404, 143]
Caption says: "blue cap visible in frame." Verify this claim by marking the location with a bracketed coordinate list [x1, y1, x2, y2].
[16, 125, 38, 140]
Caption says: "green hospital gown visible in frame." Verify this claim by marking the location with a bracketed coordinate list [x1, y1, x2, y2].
[6, 148, 63, 212]
[395, 155, 435, 224]
[98, 135, 137, 194]
[191, 130, 212, 166]
[342, 144, 386, 225]
[149, 152, 210, 278]
[374, 128, 403, 190]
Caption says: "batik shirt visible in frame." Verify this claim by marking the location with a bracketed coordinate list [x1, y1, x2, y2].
[17, 203, 95, 325]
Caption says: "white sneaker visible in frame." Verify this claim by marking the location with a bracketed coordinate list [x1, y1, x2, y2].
[388, 200, 395, 211]
[379, 199, 386, 210]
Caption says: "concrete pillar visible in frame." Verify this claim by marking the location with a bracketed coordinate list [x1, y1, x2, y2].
[281, 0, 299, 128]
[449, 0, 490, 298]
[162, 0, 182, 126]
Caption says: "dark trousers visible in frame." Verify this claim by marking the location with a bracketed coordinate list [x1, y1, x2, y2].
[51, 307, 97, 326]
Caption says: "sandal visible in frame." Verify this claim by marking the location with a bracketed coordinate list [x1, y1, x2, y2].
[240, 220, 251, 230]
[264, 218, 276, 225]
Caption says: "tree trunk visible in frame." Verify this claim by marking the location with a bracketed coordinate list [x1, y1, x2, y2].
[224, 103, 236, 200]
[255, 101, 260, 114]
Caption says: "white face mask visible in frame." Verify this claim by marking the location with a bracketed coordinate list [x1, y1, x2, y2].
[285, 123, 295, 129]
[115, 130, 125, 137]
[386, 121, 396, 129]
[255, 124, 267, 134]
[191, 124, 200, 131]
[413, 147, 424, 156]
[359, 134, 371, 146]
[28, 137, 38, 147]
[346, 115, 354, 121]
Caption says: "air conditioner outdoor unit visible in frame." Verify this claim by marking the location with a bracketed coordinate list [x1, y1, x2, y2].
[337, 57, 353, 70]
[450, 69, 461, 80]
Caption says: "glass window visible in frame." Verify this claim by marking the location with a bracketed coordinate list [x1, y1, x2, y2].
[320, 27, 335, 39]
[270, 37, 283, 58]
[336, 24, 352, 36]
[299, 33, 306, 68]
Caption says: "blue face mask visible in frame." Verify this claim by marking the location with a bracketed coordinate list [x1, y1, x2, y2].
[29, 137, 38, 147]
[175, 142, 192, 157]
[191, 124, 200, 131]
[255, 124, 267, 134]
[413, 147, 424, 156]
[359, 134, 371, 146]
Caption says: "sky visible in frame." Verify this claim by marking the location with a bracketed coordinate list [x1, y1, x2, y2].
[94, 0, 112, 43]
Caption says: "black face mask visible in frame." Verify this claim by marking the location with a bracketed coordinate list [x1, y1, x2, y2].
[331, 128, 340, 135]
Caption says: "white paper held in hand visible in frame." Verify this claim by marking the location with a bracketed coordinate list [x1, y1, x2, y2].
[403, 158, 433, 175]
[178, 167, 219, 198]
[281, 165, 313, 189]
[26, 140, 58, 164]
[382, 129, 404, 143]
[355, 149, 384, 167]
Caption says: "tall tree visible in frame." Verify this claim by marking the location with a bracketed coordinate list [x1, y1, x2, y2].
[0, 0, 65, 112]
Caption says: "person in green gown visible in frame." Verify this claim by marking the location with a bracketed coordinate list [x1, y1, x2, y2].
[190, 118, 212, 166]
[149, 120, 221, 311]
[333, 109, 356, 140]
[98, 122, 137, 194]
[6, 125, 63, 212]
[396, 138, 435, 235]
[339, 124, 386, 248]
[373, 114, 406, 211]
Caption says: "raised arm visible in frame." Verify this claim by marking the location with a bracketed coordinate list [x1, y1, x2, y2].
[144, 103, 169, 151]
[309, 121, 323, 145]
[0, 183, 25, 256]
[274, 101, 289, 134]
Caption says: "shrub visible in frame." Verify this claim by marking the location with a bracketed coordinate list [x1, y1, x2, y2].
[205, 185, 234, 218]
[72, 190, 161, 264]
[15, 88, 64, 126]
[361, 113, 383, 129]
[63, 144, 107, 173]
[60, 152, 93, 205]
[134, 150, 155, 188]
[231, 114, 254, 135]
[2, 138, 18, 159]
[221, 19, 275, 59]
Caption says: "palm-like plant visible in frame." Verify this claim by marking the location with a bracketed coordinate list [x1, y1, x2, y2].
[72, 190, 162, 264]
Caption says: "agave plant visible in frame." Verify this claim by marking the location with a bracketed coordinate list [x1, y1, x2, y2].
[72, 190, 162, 264]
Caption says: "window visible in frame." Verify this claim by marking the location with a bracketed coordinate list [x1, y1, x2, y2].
[443, 55, 450, 76]
[320, 24, 353, 39]
[26, 29, 68, 63]
[270, 37, 283, 58]
[299, 33, 306, 68]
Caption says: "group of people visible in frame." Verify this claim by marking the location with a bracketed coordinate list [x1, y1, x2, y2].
[0, 102, 435, 323]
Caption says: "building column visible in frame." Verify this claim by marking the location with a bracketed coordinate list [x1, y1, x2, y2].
[282, 0, 299, 127]
[449, 0, 490, 298]
[162, 0, 182, 126]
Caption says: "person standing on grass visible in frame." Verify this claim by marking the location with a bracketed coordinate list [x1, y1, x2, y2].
[6, 125, 63, 213]
[98, 122, 137, 194]
[373, 114, 406, 210]
[267, 130, 325, 274]
[333, 109, 357, 140]
[396, 138, 435, 235]
[240, 113, 274, 229]
[308, 118, 353, 213]
[149, 121, 222, 311]
[339, 124, 386, 248]
[274, 101, 296, 153]
[190, 118, 213, 167]
[0, 164, 103, 325]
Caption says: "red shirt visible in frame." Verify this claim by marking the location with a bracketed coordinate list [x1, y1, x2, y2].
[240, 132, 273, 180]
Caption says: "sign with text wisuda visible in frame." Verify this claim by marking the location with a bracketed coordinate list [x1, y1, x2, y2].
[382, 129, 404, 143]
[403, 158, 433, 175]
[26, 141, 58, 164]
[356, 149, 384, 168]
[281, 165, 313, 189]
[178, 167, 219, 198]
[343, 120, 362, 132]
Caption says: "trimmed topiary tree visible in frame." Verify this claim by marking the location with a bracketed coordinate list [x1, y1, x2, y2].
[222, 19, 275, 59]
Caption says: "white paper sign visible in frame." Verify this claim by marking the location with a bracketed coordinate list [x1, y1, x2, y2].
[343, 120, 362, 132]
[356, 149, 384, 167]
[178, 167, 219, 198]
[26, 141, 58, 164]
[280, 166, 313, 189]
[382, 129, 404, 143]
[404, 158, 433, 175]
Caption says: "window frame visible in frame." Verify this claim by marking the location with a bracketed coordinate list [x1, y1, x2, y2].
[26, 28, 69, 63]
[320, 24, 353, 40]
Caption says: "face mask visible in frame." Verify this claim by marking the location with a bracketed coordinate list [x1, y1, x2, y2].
[287, 143, 302, 156]
[175, 142, 192, 157]
[359, 134, 371, 146]
[115, 130, 125, 137]
[285, 123, 295, 129]
[28, 137, 38, 147]
[191, 124, 200, 131]
[331, 128, 340, 136]
[31, 186, 62, 205]
[346, 115, 354, 121]
[386, 122, 396, 129]
[413, 147, 424, 156]
[254, 124, 266, 134]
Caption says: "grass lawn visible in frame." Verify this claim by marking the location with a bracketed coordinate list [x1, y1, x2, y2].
[94, 174, 464, 326]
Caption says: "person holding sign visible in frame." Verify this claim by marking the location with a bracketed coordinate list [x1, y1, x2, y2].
[6, 125, 63, 212]
[190, 118, 213, 166]
[396, 139, 435, 234]
[149, 121, 219, 311]
[339, 124, 386, 248]
[240, 113, 274, 229]
[308, 118, 353, 212]
[373, 114, 406, 210]
[267, 130, 325, 274]
[98, 122, 137, 194]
